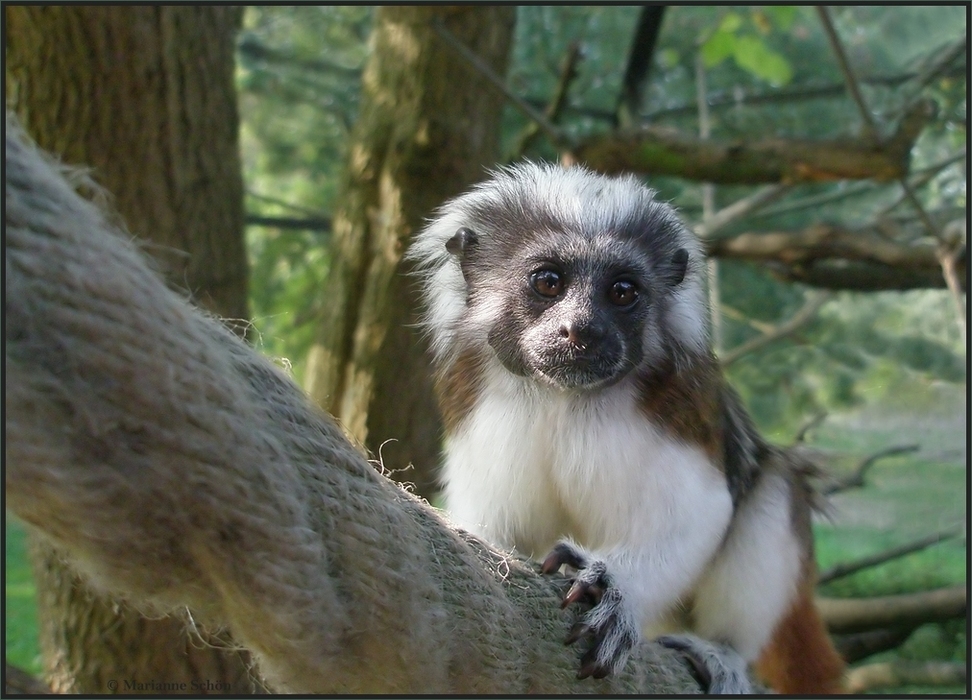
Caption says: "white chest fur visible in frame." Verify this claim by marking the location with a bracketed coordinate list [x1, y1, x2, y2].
[441, 361, 733, 564]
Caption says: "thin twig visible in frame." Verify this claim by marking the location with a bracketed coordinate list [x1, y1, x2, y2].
[937, 239, 967, 340]
[431, 19, 569, 150]
[822, 444, 920, 495]
[719, 303, 776, 334]
[895, 36, 968, 114]
[696, 55, 723, 354]
[878, 151, 967, 217]
[511, 42, 581, 158]
[642, 64, 965, 122]
[817, 6, 880, 142]
[792, 411, 828, 445]
[720, 291, 833, 367]
[818, 523, 965, 584]
[833, 625, 920, 665]
[812, 11, 960, 336]
[696, 184, 791, 238]
[753, 151, 964, 222]
[897, 178, 967, 336]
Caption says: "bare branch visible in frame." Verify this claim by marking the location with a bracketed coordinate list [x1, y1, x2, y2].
[822, 444, 920, 495]
[246, 189, 331, 219]
[846, 660, 967, 693]
[937, 229, 968, 340]
[616, 6, 666, 127]
[245, 215, 331, 232]
[896, 35, 968, 112]
[753, 150, 964, 222]
[720, 292, 833, 367]
[574, 99, 929, 184]
[816, 6, 880, 142]
[818, 586, 967, 634]
[764, 257, 966, 292]
[431, 19, 569, 150]
[237, 34, 363, 78]
[641, 64, 965, 122]
[708, 221, 967, 292]
[833, 625, 919, 664]
[818, 524, 965, 584]
[879, 150, 967, 216]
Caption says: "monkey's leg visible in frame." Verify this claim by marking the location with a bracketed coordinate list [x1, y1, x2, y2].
[691, 471, 845, 692]
[755, 577, 846, 694]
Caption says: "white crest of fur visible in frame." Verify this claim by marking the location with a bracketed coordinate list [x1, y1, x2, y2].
[407, 161, 709, 368]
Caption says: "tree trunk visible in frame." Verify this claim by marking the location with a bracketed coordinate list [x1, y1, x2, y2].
[5, 6, 248, 318]
[5, 6, 257, 693]
[303, 6, 516, 498]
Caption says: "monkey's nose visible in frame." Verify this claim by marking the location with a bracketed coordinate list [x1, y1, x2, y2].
[559, 322, 600, 350]
[559, 324, 583, 348]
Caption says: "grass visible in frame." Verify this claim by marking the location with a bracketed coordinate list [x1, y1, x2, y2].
[4, 400, 966, 692]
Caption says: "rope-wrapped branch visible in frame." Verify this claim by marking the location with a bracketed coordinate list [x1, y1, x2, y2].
[3, 118, 704, 694]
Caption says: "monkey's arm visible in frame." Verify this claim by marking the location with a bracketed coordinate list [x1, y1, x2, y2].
[691, 470, 804, 660]
[542, 459, 734, 679]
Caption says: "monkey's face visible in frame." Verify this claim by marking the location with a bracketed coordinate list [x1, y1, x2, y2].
[410, 162, 708, 387]
[481, 235, 656, 390]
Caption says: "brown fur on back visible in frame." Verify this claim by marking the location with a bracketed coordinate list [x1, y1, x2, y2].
[635, 353, 723, 459]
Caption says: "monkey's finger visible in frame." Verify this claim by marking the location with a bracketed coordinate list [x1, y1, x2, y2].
[577, 645, 612, 680]
[564, 621, 591, 646]
[541, 542, 587, 574]
[540, 551, 564, 575]
[561, 579, 603, 609]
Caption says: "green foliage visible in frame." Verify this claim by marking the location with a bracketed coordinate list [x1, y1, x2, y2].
[4, 519, 41, 675]
[245, 225, 329, 384]
[238, 7, 372, 375]
[700, 10, 794, 86]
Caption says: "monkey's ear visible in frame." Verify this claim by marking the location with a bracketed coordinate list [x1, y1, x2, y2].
[670, 248, 689, 286]
[446, 227, 478, 259]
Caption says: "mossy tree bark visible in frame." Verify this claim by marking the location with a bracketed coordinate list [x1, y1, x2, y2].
[5, 6, 258, 693]
[303, 6, 516, 498]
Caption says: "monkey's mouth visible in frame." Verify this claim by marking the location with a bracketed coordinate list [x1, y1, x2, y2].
[531, 354, 629, 390]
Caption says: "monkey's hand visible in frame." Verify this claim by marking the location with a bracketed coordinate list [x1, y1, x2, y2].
[541, 542, 639, 680]
[657, 634, 755, 694]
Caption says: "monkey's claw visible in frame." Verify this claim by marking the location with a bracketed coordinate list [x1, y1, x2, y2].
[541, 542, 638, 680]
[541, 541, 587, 574]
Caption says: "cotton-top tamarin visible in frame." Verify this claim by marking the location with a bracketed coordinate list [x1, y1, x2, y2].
[408, 162, 845, 693]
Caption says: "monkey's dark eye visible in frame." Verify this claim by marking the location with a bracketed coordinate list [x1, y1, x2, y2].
[531, 269, 564, 298]
[608, 280, 639, 306]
